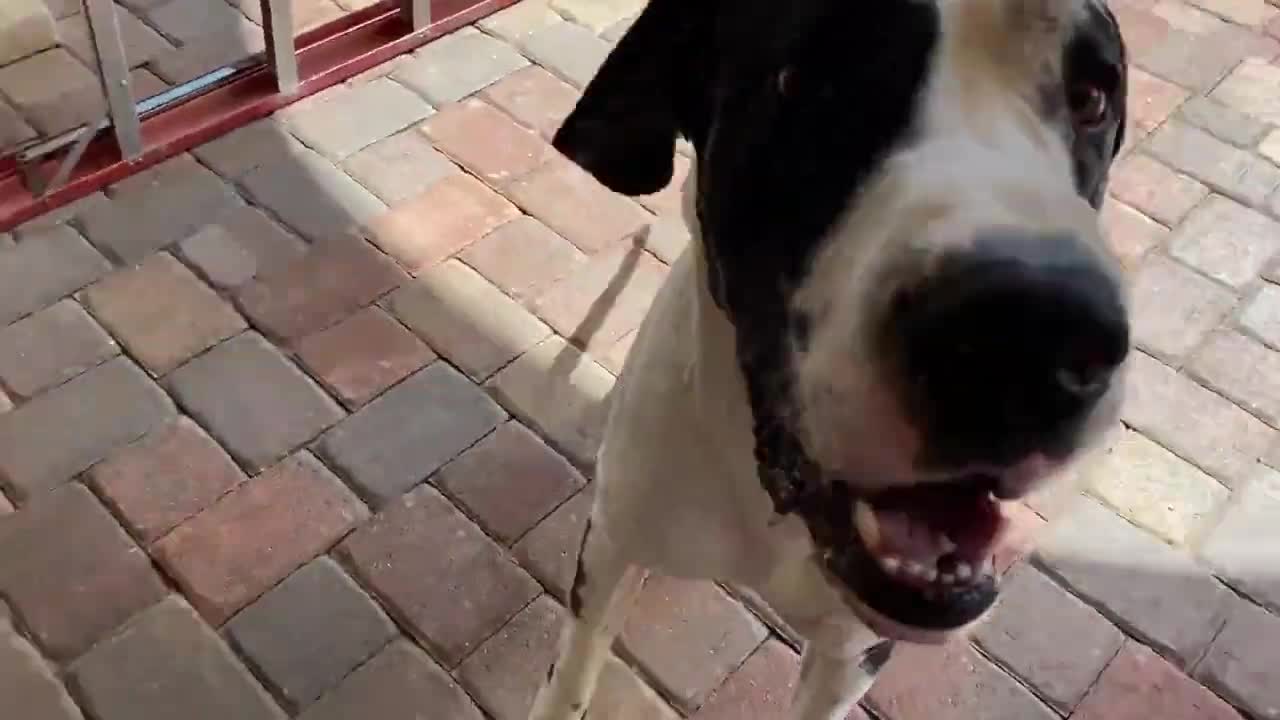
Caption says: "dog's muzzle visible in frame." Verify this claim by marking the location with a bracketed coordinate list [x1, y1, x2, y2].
[821, 475, 1012, 644]
[783, 230, 1129, 644]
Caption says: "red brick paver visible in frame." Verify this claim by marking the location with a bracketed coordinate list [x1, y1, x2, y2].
[295, 306, 436, 408]
[1, 2, 1277, 718]
[1073, 641, 1241, 720]
[152, 451, 368, 624]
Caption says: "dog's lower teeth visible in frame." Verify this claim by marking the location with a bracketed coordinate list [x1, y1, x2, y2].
[905, 561, 927, 578]
[955, 562, 973, 581]
[922, 567, 938, 582]
[880, 556, 902, 574]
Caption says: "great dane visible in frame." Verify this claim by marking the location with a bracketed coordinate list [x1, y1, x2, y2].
[530, 1, 1130, 717]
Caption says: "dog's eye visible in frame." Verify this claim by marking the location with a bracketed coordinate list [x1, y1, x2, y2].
[1068, 83, 1108, 128]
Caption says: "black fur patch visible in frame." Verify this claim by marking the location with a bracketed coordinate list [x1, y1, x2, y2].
[569, 517, 593, 618]
[859, 640, 895, 675]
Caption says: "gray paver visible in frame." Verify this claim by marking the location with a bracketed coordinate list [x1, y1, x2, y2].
[0, 299, 118, 398]
[1130, 253, 1237, 364]
[225, 557, 396, 709]
[78, 155, 242, 263]
[1146, 122, 1280, 208]
[1200, 466, 1280, 613]
[71, 597, 285, 720]
[279, 79, 434, 162]
[0, 621, 84, 720]
[516, 20, 610, 89]
[1034, 497, 1232, 667]
[1123, 351, 1276, 489]
[1208, 57, 1280, 126]
[1137, 20, 1272, 93]
[1169, 195, 1280, 290]
[476, 0, 560, 42]
[297, 640, 483, 720]
[1084, 428, 1230, 547]
[0, 225, 110, 327]
[176, 205, 307, 290]
[239, 147, 387, 244]
[386, 259, 551, 381]
[317, 362, 506, 505]
[0, 357, 174, 500]
[1177, 96, 1271, 148]
[550, 0, 644, 33]
[1190, 330, 1280, 427]
[392, 27, 528, 105]
[974, 565, 1125, 711]
[1240, 283, 1280, 349]
[488, 335, 614, 468]
[12, 193, 109, 239]
[190, 117, 309, 180]
[340, 128, 459, 205]
[166, 332, 344, 472]
[1196, 597, 1280, 720]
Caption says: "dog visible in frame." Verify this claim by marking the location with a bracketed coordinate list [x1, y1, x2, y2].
[530, 0, 1131, 717]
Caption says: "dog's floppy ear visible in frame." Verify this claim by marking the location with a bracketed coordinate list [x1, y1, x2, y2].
[552, 0, 714, 197]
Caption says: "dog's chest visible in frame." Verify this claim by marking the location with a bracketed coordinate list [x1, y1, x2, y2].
[596, 249, 816, 581]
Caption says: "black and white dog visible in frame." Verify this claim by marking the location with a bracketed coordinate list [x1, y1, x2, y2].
[532, 1, 1131, 717]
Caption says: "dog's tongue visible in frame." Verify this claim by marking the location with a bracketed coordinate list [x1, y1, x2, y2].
[858, 483, 1010, 567]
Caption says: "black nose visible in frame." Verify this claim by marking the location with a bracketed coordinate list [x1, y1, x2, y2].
[892, 229, 1130, 467]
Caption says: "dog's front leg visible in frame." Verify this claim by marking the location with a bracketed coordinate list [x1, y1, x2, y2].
[790, 639, 894, 720]
[529, 518, 648, 720]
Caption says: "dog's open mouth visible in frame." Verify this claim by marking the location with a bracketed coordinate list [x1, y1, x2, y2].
[821, 475, 1013, 644]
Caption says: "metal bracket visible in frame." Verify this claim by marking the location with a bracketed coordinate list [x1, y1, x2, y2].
[402, 0, 431, 30]
[18, 122, 100, 196]
[261, 0, 300, 94]
[83, 0, 142, 161]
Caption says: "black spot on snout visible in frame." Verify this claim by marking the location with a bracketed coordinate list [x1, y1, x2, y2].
[893, 231, 1129, 469]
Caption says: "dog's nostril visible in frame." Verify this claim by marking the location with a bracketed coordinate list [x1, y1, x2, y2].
[1054, 363, 1110, 398]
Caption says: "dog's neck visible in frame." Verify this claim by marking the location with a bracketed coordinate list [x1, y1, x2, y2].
[679, 173, 855, 555]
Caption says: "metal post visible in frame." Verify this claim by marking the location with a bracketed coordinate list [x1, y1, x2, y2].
[260, 0, 299, 94]
[82, 0, 142, 160]
[402, 0, 430, 30]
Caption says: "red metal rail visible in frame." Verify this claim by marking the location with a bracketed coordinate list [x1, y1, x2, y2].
[0, 0, 518, 231]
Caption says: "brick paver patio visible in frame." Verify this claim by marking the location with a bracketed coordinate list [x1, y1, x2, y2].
[3, 0, 1280, 718]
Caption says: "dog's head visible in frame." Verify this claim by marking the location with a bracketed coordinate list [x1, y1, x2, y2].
[556, 0, 1130, 643]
